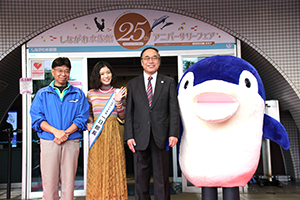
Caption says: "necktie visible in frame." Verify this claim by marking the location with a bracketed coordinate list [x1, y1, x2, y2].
[147, 76, 153, 107]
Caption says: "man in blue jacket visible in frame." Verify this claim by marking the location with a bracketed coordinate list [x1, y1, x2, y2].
[30, 57, 89, 200]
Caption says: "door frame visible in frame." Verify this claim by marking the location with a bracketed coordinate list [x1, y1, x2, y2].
[22, 45, 239, 198]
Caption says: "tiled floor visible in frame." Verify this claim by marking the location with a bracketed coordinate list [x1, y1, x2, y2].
[1, 182, 300, 199]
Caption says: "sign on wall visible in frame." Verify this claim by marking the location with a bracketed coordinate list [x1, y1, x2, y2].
[28, 9, 235, 53]
[31, 60, 45, 80]
[19, 78, 32, 94]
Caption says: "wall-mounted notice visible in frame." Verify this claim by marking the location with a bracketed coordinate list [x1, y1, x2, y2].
[31, 61, 45, 80]
[19, 78, 32, 94]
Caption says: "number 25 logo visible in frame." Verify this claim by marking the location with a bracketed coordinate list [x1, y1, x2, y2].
[114, 13, 151, 50]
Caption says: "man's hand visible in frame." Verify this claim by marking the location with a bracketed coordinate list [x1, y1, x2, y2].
[53, 137, 62, 145]
[127, 139, 136, 153]
[53, 130, 68, 144]
[40, 121, 71, 145]
[169, 136, 178, 148]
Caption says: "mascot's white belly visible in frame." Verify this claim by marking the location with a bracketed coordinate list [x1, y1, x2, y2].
[178, 79, 265, 187]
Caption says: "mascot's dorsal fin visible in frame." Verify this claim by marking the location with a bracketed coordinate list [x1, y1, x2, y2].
[263, 114, 289, 150]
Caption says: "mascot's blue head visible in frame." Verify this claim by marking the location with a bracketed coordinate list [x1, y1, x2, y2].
[178, 55, 266, 100]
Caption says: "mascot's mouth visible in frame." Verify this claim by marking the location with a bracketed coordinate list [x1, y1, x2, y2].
[193, 92, 239, 123]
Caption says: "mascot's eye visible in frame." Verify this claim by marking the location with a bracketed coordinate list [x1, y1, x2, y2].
[178, 72, 194, 95]
[245, 78, 251, 88]
[184, 80, 189, 89]
[239, 70, 258, 93]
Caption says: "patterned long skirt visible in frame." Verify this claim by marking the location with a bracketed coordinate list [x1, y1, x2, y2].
[86, 117, 127, 200]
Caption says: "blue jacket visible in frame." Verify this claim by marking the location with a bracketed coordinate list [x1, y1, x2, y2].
[30, 82, 89, 141]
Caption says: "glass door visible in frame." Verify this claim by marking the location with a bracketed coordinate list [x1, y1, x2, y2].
[178, 53, 235, 193]
[176, 44, 245, 193]
[179, 55, 208, 193]
[24, 56, 88, 199]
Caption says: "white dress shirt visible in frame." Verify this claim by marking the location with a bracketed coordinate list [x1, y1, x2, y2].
[143, 71, 157, 94]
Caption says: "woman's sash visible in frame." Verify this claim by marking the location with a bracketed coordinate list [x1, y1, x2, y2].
[89, 92, 115, 149]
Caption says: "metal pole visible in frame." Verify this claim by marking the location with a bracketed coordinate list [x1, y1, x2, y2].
[7, 128, 12, 199]
[262, 139, 273, 182]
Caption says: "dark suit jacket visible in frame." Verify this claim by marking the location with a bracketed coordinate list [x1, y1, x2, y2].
[124, 73, 179, 151]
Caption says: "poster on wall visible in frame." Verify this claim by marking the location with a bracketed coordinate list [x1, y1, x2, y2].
[27, 9, 235, 53]
[31, 60, 45, 80]
[19, 78, 33, 94]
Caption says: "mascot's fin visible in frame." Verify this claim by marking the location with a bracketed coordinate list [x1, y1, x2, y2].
[263, 114, 289, 150]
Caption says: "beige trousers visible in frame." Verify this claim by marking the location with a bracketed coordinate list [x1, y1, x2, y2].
[40, 138, 80, 200]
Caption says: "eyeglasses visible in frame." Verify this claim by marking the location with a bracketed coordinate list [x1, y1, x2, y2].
[142, 56, 160, 62]
[54, 68, 70, 74]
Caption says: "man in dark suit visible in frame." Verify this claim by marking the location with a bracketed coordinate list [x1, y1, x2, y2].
[124, 47, 179, 200]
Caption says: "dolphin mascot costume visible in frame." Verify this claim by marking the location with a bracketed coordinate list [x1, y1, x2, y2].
[177, 55, 289, 200]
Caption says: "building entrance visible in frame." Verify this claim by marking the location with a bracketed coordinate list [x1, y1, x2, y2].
[23, 46, 237, 199]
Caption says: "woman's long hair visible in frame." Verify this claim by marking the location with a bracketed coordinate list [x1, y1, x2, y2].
[89, 61, 117, 89]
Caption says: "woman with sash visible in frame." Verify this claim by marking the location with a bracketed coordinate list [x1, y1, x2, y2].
[86, 61, 127, 200]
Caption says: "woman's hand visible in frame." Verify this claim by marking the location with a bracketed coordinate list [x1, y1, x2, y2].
[87, 123, 93, 131]
[115, 86, 127, 102]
